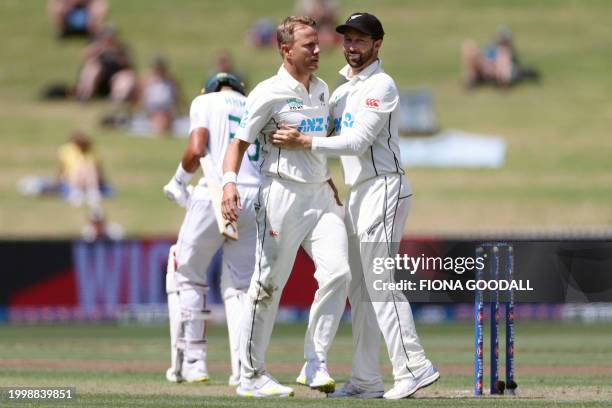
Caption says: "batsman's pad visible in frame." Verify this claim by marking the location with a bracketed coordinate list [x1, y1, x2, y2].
[166, 245, 181, 381]
[167, 245, 211, 381]
[166, 245, 179, 294]
[175, 283, 211, 371]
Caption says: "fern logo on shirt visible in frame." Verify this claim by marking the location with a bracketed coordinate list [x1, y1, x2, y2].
[287, 98, 304, 110]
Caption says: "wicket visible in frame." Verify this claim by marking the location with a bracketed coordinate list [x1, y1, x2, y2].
[474, 243, 518, 396]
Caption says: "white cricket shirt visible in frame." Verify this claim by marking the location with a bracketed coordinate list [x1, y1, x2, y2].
[235, 65, 330, 183]
[189, 90, 261, 187]
[312, 60, 405, 187]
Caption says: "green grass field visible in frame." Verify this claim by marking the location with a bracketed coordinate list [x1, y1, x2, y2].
[1, 0, 612, 237]
[0, 321, 611, 407]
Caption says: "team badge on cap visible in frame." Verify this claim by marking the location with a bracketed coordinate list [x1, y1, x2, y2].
[336, 12, 385, 39]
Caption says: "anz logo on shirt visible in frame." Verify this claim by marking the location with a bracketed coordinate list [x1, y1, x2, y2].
[333, 112, 353, 133]
[297, 117, 328, 133]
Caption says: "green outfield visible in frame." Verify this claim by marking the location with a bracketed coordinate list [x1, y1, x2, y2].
[1, 0, 612, 237]
[0, 321, 611, 407]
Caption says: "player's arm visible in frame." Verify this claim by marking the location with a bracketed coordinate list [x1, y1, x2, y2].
[221, 139, 249, 222]
[271, 81, 398, 156]
[272, 109, 383, 156]
[163, 127, 208, 208]
[182, 127, 208, 172]
[163, 96, 210, 208]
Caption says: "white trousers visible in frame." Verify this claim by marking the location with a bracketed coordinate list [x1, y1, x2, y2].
[240, 177, 351, 378]
[345, 174, 430, 390]
[174, 184, 259, 291]
[168, 184, 258, 369]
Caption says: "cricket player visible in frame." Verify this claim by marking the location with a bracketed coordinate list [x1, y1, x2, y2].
[271, 13, 439, 399]
[163, 72, 260, 385]
[221, 16, 351, 398]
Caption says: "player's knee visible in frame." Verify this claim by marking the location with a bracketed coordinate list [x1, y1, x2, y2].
[330, 257, 351, 279]
[247, 280, 278, 303]
[319, 263, 351, 289]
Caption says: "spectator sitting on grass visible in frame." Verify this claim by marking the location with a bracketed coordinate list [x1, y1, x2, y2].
[17, 132, 113, 204]
[137, 57, 184, 135]
[47, 0, 108, 39]
[55, 131, 112, 207]
[75, 26, 137, 102]
[461, 26, 539, 89]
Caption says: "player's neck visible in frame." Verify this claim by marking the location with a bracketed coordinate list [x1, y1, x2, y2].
[350, 57, 379, 77]
[283, 62, 312, 91]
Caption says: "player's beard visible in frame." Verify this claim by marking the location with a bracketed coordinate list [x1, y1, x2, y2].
[344, 45, 375, 70]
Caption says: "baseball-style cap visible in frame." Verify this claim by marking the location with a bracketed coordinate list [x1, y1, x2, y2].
[336, 12, 385, 39]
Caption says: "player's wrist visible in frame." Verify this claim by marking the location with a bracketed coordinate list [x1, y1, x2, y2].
[303, 135, 313, 149]
[222, 171, 237, 187]
[174, 163, 194, 185]
[309, 136, 320, 151]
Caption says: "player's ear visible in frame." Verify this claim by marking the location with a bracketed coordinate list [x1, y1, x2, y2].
[280, 43, 291, 58]
[373, 38, 383, 53]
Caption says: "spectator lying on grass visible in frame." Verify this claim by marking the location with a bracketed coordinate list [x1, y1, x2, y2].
[461, 26, 540, 89]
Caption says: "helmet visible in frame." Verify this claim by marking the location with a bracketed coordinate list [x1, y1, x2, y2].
[203, 72, 245, 95]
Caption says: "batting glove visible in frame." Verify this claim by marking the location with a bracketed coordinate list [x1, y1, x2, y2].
[163, 176, 191, 208]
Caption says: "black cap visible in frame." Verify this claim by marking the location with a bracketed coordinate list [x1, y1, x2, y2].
[336, 12, 384, 39]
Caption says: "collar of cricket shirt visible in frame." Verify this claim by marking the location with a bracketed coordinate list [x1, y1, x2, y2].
[339, 59, 382, 82]
[277, 64, 320, 93]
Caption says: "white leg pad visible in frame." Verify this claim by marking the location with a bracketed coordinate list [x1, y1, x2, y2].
[166, 245, 212, 381]
[166, 245, 182, 381]
[177, 283, 210, 363]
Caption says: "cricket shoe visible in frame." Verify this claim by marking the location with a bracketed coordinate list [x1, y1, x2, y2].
[181, 359, 210, 383]
[237, 372, 294, 398]
[326, 378, 384, 399]
[296, 360, 335, 393]
[383, 363, 439, 400]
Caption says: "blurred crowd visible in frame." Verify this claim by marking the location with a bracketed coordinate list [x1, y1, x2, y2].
[37, 0, 257, 240]
[34, 2, 540, 240]
[247, 0, 340, 49]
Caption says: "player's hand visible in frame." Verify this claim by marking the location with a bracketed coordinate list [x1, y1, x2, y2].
[270, 124, 312, 150]
[222, 183, 241, 222]
[163, 177, 191, 208]
[327, 178, 343, 206]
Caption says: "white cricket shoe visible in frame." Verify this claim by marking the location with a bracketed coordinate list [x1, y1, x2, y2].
[383, 363, 439, 400]
[326, 378, 384, 399]
[237, 372, 294, 398]
[228, 374, 240, 386]
[181, 359, 210, 383]
[295, 360, 335, 393]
